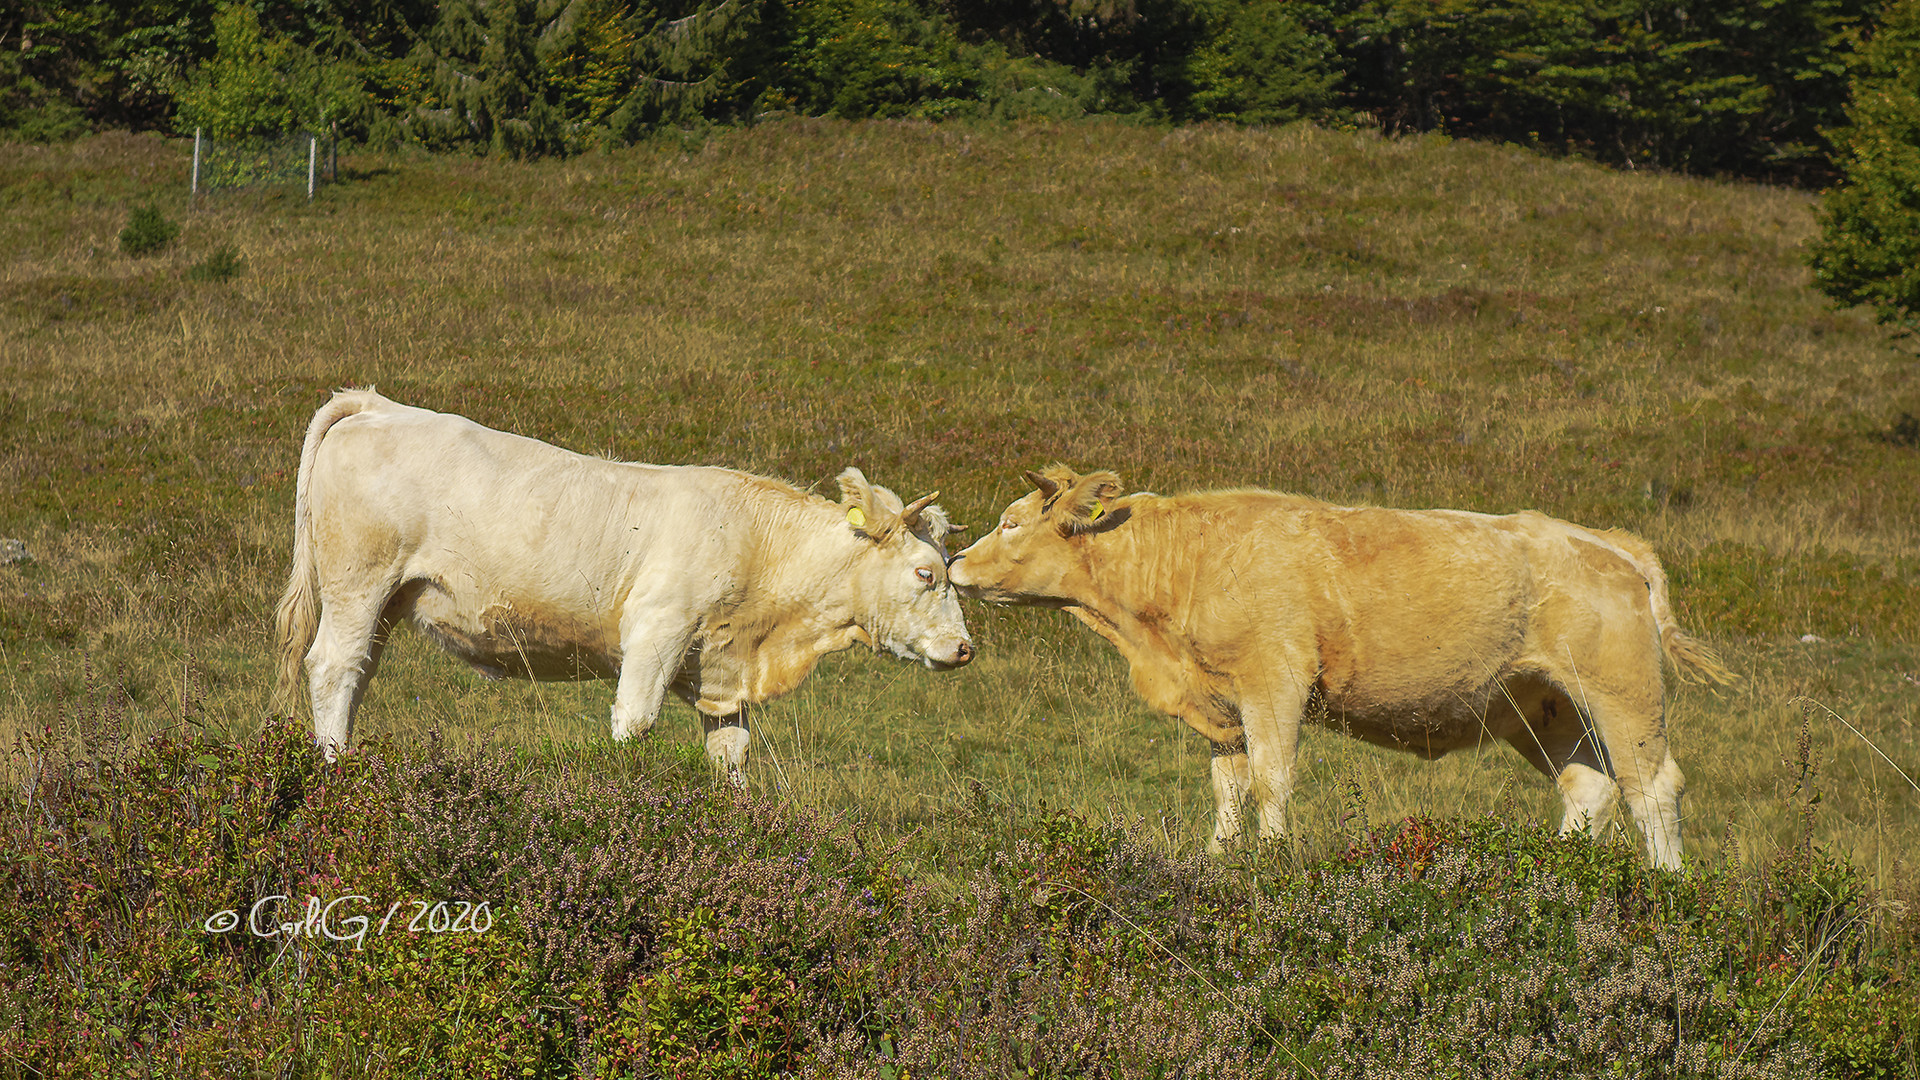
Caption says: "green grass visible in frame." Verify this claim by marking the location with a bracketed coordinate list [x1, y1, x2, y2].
[2, 120, 1918, 893]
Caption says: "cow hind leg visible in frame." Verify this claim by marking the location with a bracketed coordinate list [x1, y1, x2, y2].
[1570, 683, 1683, 871]
[306, 589, 395, 760]
[1607, 728, 1685, 872]
[1207, 745, 1252, 853]
[1557, 762, 1619, 838]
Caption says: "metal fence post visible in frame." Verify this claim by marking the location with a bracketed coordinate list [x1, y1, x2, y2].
[192, 128, 202, 208]
[307, 134, 317, 200]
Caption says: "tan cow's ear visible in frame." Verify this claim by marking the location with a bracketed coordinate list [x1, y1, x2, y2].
[1058, 470, 1123, 534]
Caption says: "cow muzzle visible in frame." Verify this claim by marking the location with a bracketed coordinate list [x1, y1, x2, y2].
[927, 640, 975, 670]
[947, 556, 990, 599]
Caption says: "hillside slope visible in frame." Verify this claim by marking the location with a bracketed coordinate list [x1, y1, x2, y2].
[2, 120, 1916, 871]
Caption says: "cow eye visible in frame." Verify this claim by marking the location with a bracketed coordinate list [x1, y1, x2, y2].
[1000, 518, 1018, 532]
[915, 567, 936, 584]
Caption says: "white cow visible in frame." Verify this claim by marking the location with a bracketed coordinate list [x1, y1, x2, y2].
[272, 390, 973, 780]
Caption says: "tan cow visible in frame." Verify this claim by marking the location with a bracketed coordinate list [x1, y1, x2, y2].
[272, 390, 973, 781]
[948, 465, 1732, 870]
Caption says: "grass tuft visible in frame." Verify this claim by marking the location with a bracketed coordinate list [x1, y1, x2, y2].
[185, 244, 244, 283]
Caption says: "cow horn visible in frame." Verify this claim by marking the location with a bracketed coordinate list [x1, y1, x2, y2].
[901, 492, 940, 529]
[1023, 470, 1060, 501]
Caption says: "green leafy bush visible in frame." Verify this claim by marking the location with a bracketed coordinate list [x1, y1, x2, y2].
[173, 4, 366, 142]
[2, 0, 1884, 176]
[118, 204, 179, 257]
[0, 72, 90, 143]
[1329, 0, 1868, 179]
[767, 0, 975, 119]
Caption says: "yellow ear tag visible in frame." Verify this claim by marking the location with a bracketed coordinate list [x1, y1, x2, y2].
[1089, 502, 1105, 522]
[846, 507, 867, 529]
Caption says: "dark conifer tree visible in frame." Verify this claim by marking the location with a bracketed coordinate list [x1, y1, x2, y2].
[1810, 0, 1920, 330]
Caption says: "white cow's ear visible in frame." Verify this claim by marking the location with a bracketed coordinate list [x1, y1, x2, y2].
[838, 466, 902, 541]
[837, 467, 874, 510]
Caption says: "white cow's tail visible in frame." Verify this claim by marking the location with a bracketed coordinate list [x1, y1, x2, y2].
[1604, 529, 1737, 686]
[272, 390, 384, 715]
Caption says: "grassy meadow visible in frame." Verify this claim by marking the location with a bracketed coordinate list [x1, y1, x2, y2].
[5, 121, 1918, 876]
[7, 120, 1920, 1076]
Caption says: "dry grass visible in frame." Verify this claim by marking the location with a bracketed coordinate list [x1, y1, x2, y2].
[2, 120, 1917, 890]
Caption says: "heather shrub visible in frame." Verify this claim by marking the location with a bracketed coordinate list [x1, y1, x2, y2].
[297, 920, 563, 1080]
[829, 808, 1914, 1078]
[0, 669, 393, 1075]
[1241, 817, 1916, 1078]
[3, 688, 1913, 1077]
[382, 734, 932, 1075]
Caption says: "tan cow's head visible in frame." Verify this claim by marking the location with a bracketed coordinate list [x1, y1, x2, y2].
[837, 467, 974, 670]
[948, 465, 1123, 604]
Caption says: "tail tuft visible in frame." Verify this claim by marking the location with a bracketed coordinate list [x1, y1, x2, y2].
[1663, 627, 1736, 686]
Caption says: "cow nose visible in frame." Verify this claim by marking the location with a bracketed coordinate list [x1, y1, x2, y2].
[955, 641, 974, 665]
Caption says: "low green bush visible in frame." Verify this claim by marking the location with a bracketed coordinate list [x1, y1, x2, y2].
[118, 205, 179, 257]
[2, 682, 1913, 1077]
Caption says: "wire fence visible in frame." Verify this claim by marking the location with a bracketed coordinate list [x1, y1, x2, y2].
[190, 128, 337, 207]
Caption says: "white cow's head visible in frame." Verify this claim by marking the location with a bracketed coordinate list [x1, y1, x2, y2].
[837, 467, 974, 670]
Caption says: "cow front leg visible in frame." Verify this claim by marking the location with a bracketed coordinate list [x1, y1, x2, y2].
[1503, 694, 1621, 840]
[1207, 744, 1252, 853]
[702, 709, 750, 790]
[1237, 676, 1309, 845]
[610, 623, 696, 741]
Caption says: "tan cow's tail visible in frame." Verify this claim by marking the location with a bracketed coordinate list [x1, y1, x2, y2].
[271, 389, 385, 715]
[1603, 529, 1737, 686]
[1661, 625, 1735, 686]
